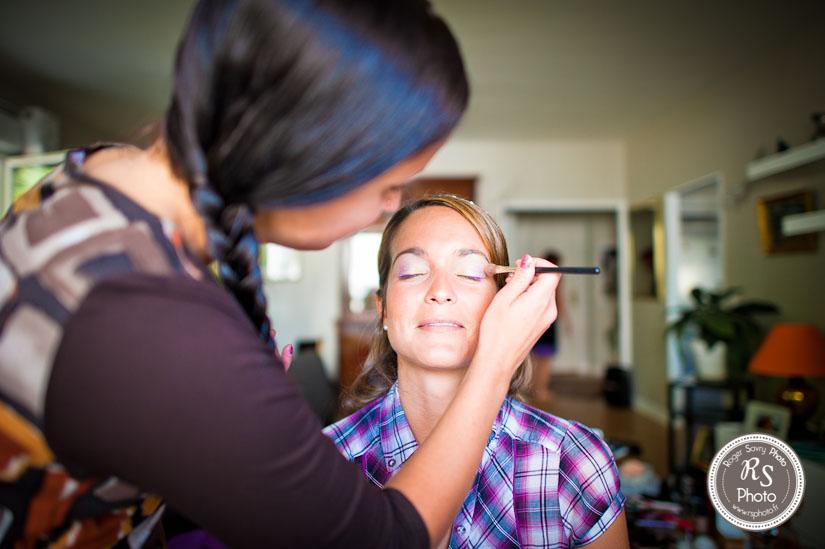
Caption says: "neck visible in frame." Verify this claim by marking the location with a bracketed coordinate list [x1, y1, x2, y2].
[396, 362, 466, 443]
[83, 140, 210, 262]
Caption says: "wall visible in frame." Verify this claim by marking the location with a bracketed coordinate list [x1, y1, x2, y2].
[626, 21, 825, 420]
[425, 139, 627, 212]
[263, 245, 343, 379]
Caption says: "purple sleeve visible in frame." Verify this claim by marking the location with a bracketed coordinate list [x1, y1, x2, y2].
[558, 421, 625, 546]
[44, 273, 428, 548]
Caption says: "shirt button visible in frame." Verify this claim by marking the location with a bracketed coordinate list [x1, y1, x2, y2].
[456, 525, 466, 536]
[387, 458, 396, 467]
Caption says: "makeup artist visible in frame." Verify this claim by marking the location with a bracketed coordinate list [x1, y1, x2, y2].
[0, 1, 560, 547]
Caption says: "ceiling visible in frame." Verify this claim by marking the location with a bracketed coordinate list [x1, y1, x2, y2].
[0, 0, 820, 142]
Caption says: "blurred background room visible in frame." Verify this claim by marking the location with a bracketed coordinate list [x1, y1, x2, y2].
[2, 1, 824, 546]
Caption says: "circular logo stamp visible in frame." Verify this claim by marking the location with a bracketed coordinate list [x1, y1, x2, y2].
[707, 433, 805, 531]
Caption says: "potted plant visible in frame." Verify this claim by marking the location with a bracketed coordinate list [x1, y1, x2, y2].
[667, 287, 780, 381]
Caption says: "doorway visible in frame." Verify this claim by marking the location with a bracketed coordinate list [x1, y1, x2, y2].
[507, 208, 624, 377]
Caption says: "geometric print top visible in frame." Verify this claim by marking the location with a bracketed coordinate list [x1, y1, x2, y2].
[0, 146, 205, 547]
[324, 383, 626, 548]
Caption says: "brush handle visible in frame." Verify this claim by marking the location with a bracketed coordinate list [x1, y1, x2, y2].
[489, 265, 600, 275]
[536, 266, 600, 275]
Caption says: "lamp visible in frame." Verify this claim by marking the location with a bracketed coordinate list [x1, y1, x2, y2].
[749, 323, 825, 436]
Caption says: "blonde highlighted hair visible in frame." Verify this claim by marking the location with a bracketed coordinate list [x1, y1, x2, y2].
[342, 194, 531, 414]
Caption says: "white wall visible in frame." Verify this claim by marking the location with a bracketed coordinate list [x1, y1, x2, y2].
[424, 139, 627, 211]
[263, 245, 342, 379]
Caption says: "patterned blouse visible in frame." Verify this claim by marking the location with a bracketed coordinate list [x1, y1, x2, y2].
[324, 384, 626, 548]
[0, 147, 202, 546]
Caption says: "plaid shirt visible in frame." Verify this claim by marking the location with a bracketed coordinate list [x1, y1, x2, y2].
[324, 384, 625, 548]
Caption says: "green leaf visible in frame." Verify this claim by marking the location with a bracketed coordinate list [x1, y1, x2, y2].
[690, 288, 706, 306]
[698, 310, 736, 340]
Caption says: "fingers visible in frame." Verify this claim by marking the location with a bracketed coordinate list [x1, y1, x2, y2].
[497, 254, 535, 302]
[271, 328, 294, 372]
[282, 344, 294, 372]
[523, 272, 560, 323]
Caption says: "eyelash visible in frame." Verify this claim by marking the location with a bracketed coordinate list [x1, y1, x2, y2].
[398, 273, 483, 282]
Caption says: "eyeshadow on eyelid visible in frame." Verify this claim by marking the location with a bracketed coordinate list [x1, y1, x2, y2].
[456, 256, 487, 269]
[396, 256, 429, 275]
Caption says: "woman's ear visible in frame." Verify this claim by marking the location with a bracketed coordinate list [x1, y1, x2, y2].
[374, 290, 384, 320]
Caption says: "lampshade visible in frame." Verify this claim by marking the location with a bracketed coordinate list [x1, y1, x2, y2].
[749, 323, 825, 377]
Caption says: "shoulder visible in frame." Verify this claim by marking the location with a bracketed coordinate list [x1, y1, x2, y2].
[501, 400, 625, 545]
[322, 396, 385, 460]
[555, 417, 625, 546]
[501, 399, 616, 466]
[499, 397, 575, 452]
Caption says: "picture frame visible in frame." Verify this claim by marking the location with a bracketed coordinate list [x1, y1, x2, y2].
[689, 425, 715, 471]
[743, 400, 791, 440]
[756, 190, 818, 255]
[713, 421, 743, 451]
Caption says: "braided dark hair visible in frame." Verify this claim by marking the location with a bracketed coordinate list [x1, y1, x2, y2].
[164, 0, 468, 347]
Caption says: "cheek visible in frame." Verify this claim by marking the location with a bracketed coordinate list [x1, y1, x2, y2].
[384, 284, 417, 325]
[462, 285, 497, 325]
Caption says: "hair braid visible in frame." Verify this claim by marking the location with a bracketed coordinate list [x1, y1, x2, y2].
[190, 175, 274, 350]
[163, 0, 470, 353]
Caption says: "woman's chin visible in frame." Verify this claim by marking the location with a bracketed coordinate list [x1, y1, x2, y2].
[414, 353, 471, 371]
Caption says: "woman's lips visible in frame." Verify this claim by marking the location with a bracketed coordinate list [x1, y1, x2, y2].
[417, 320, 464, 330]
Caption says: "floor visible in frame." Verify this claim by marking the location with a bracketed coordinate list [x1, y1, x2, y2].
[528, 374, 669, 477]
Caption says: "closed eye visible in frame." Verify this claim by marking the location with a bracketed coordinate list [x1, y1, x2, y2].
[458, 274, 484, 282]
[399, 273, 426, 280]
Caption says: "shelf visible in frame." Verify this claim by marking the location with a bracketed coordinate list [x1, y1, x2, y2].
[746, 138, 825, 181]
[783, 209, 825, 236]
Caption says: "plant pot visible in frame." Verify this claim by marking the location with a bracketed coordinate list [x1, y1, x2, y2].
[688, 339, 727, 381]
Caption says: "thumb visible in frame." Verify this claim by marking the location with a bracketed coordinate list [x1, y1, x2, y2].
[496, 254, 535, 301]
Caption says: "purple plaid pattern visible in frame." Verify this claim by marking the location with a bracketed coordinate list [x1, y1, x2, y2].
[324, 384, 625, 548]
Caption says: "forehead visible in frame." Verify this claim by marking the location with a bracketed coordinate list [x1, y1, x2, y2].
[391, 206, 488, 258]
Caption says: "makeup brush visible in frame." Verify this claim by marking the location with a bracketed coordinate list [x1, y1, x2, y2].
[485, 264, 601, 276]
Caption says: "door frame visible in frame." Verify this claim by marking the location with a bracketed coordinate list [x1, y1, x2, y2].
[663, 171, 726, 380]
[498, 198, 632, 368]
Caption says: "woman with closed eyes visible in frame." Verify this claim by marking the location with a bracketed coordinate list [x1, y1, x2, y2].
[325, 195, 629, 548]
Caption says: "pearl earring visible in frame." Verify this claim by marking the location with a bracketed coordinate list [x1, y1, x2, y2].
[383, 325, 388, 331]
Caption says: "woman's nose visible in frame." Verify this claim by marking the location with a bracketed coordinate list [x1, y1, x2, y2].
[426, 272, 455, 304]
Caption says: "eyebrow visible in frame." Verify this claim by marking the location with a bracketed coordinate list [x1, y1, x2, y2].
[392, 247, 425, 268]
[391, 247, 490, 267]
[456, 248, 490, 261]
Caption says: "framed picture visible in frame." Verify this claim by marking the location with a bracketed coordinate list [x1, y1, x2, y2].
[756, 190, 818, 255]
[689, 425, 715, 472]
[714, 421, 743, 451]
[743, 401, 791, 440]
